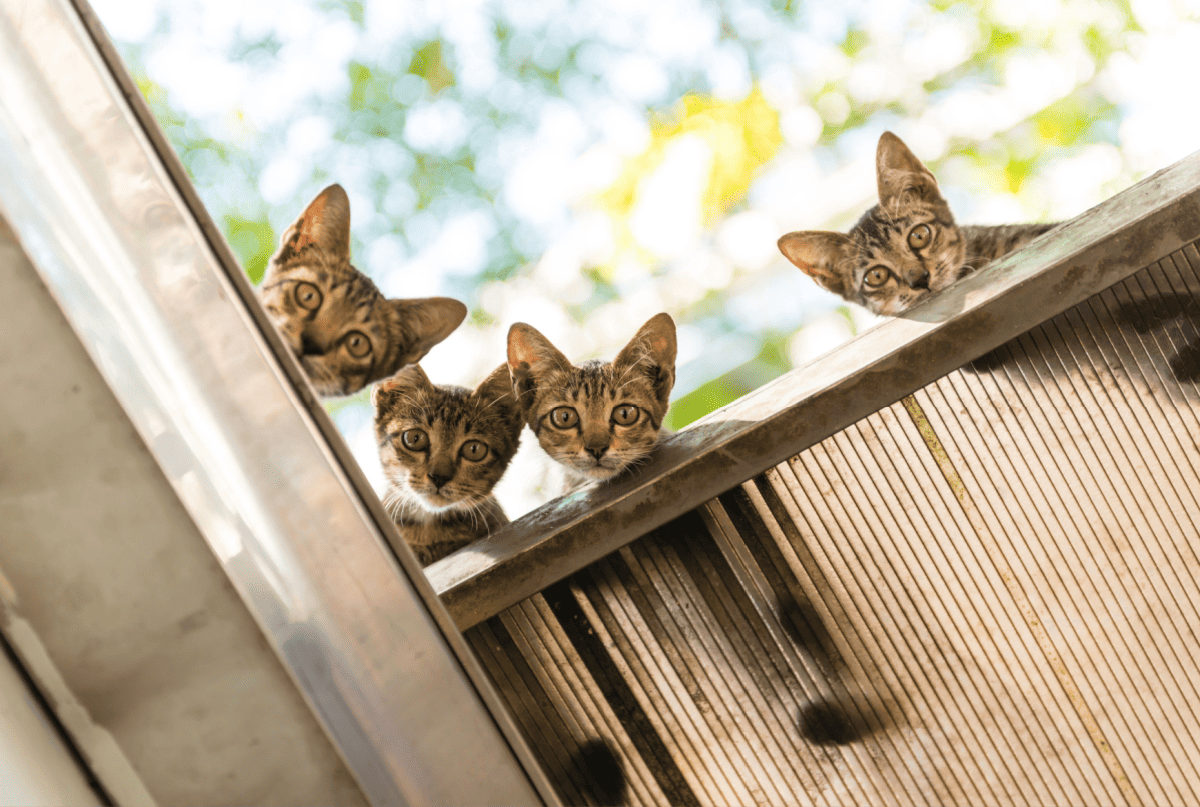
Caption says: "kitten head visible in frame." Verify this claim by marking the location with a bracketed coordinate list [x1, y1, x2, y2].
[778, 131, 967, 316]
[258, 184, 467, 396]
[507, 313, 676, 483]
[373, 363, 523, 515]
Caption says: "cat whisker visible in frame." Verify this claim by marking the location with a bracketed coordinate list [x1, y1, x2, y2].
[383, 492, 409, 523]
[466, 500, 486, 533]
[477, 392, 517, 417]
[385, 391, 424, 411]
[615, 351, 655, 386]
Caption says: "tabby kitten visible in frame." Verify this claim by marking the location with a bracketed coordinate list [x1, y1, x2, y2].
[259, 184, 467, 396]
[374, 363, 523, 565]
[778, 131, 1058, 316]
[507, 313, 676, 489]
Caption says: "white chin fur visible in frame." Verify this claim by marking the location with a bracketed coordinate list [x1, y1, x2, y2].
[412, 492, 469, 513]
[392, 478, 475, 515]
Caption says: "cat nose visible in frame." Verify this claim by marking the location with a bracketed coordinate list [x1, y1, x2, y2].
[585, 446, 607, 462]
[428, 473, 452, 489]
[911, 270, 930, 291]
[300, 333, 324, 356]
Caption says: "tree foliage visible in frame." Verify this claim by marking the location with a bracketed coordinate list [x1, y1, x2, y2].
[97, 0, 1195, 505]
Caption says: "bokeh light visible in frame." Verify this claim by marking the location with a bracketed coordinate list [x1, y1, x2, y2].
[93, 0, 1200, 517]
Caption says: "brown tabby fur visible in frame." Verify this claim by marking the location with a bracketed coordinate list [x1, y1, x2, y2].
[259, 184, 467, 396]
[374, 363, 523, 565]
[507, 313, 676, 490]
[778, 132, 1058, 316]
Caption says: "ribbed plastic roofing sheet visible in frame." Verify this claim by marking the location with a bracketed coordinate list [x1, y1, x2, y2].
[467, 241, 1200, 806]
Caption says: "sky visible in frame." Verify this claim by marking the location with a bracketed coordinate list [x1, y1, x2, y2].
[93, 0, 1200, 516]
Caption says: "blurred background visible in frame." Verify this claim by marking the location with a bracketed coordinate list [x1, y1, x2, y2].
[93, 0, 1200, 517]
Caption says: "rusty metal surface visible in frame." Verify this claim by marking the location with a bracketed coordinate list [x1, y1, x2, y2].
[430, 151, 1200, 630]
[465, 244, 1200, 805]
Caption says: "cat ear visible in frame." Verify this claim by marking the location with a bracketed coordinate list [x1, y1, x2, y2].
[391, 297, 468, 368]
[778, 231, 856, 299]
[507, 323, 571, 407]
[475, 362, 521, 422]
[876, 131, 941, 211]
[614, 313, 677, 407]
[371, 363, 432, 410]
[276, 184, 352, 264]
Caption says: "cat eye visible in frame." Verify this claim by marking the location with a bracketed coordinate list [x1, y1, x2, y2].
[908, 224, 932, 250]
[343, 330, 372, 358]
[863, 266, 891, 288]
[612, 404, 639, 426]
[460, 440, 488, 462]
[294, 282, 323, 310]
[549, 407, 580, 429]
[401, 429, 428, 451]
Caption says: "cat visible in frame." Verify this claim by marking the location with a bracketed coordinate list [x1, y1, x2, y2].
[258, 183, 468, 396]
[506, 312, 676, 491]
[373, 362, 524, 566]
[778, 131, 1058, 316]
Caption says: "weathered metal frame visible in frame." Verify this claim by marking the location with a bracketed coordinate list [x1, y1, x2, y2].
[0, 0, 555, 803]
[428, 151, 1200, 630]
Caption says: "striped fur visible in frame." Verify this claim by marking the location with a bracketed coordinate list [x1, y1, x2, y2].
[373, 363, 523, 566]
[507, 314, 676, 491]
[779, 132, 1058, 316]
[258, 184, 467, 396]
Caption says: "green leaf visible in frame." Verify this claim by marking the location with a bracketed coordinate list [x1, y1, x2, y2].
[224, 215, 276, 284]
[408, 40, 455, 95]
[348, 60, 372, 111]
[666, 377, 743, 430]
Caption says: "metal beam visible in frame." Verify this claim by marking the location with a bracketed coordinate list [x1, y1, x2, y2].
[0, 0, 555, 802]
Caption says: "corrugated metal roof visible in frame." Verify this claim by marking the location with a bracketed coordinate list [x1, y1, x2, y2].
[463, 236, 1200, 804]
